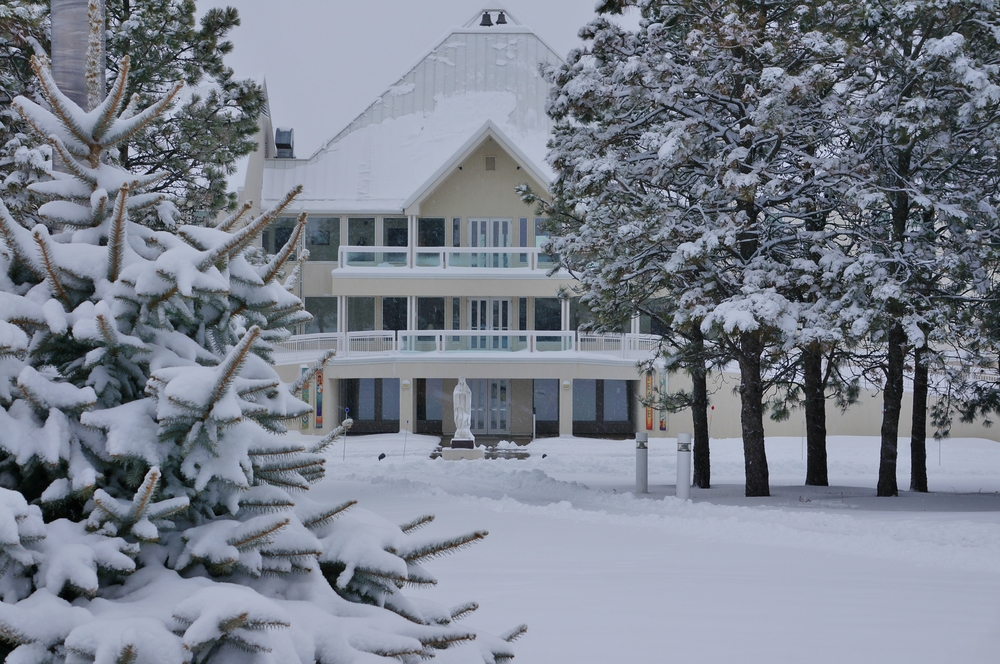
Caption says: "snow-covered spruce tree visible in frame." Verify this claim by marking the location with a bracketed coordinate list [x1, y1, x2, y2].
[0, 44, 522, 664]
[543, 0, 855, 496]
[837, 0, 1000, 496]
[0, 0, 50, 224]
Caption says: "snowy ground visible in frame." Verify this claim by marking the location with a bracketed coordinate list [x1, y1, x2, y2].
[302, 431, 1000, 663]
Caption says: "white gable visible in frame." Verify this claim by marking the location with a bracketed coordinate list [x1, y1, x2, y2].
[261, 23, 562, 212]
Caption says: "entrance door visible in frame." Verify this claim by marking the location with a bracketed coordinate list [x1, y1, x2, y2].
[469, 379, 510, 436]
[470, 298, 510, 349]
[469, 218, 511, 267]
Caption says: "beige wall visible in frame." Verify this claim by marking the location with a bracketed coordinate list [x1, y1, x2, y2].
[660, 371, 1000, 442]
[416, 136, 546, 226]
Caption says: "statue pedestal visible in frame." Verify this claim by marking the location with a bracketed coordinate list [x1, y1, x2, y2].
[450, 437, 475, 449]
[442, 447, 485, 460]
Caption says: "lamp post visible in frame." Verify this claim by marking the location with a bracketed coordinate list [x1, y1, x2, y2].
[635, 432, 648, 494]
[676, 432, 692, 500]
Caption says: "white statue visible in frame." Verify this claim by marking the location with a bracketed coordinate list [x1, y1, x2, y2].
[453, 377, 474, 443]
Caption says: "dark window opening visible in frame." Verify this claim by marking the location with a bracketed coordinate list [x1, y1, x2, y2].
[341, 378, 400, 434]
[533, 379, 559, 437]
[347, 297, 375, 332]
[572, 379, 635, 436]
[416, 378, 445, 434]
[382, 297, 407, 332]
[304, 297, 337, 334]
[306, 217, 339, 261]
[418, 218, 445, 247]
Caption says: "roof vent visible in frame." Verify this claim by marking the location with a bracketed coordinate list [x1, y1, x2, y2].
[275, 127, 294, 158]
[485, 156, 496, 171]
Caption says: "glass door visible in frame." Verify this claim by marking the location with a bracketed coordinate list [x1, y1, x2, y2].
[468, 379, 509, 436]
[469, 298, 510, 349]
[469, 218, 512, 267]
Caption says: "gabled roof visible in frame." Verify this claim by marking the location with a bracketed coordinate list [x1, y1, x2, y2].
[261, 18, 563, 212]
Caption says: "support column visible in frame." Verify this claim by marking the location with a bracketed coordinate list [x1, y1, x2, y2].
[559, 378, 573, 436]
[399, 378, 414, 435]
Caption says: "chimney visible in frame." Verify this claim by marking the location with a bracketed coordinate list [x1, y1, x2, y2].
[275, 127, 294, 158]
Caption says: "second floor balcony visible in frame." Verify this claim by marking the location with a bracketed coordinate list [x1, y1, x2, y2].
[273, 330, 662, 364]
[335, 245, 558, 271]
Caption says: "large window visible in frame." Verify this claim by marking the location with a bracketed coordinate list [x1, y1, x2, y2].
[347, 297, 375, 332]
[534, 298, 562, 331]
[535, 217, 555, 265]
[572, 379, 635, 436]
[382, 297, 407, 332]
[416, 378, 446, 434]
[383, 217, 407, 265]
[417, 297, 445, 330]
[340, 378, 400, 434]
[306, 217, 339, 261]
[418, 218, 445, 247]
[533, 379, 559, 437]
[348, 217, 375, 262]
[570, 299, 629, 334]
[304, 297, 337, 334]
[262, 217, 298, 255]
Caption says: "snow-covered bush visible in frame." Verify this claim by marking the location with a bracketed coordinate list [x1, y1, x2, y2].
[0, 26, 522, 664]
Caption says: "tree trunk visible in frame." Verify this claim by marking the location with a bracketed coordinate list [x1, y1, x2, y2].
[51, 0, 92, 108]
[910, 343, 929, 492]
[738, 332, 769, 497]
[802, 343, 828, 486]
[691, 331, 710, 488]
[878, 322, 906, 496]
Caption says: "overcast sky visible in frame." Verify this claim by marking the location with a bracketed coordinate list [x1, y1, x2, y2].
[201, 1, 638, 159]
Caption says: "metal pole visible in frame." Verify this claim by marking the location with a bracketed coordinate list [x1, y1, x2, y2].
[402, 420, 409, 459]
[676, 432, 692, 500]
[636, 432, 648, 494]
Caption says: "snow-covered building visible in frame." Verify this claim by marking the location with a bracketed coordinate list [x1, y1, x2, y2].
[239, 10, 665, 441]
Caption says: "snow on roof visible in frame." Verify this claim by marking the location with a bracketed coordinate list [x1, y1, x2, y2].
[261, 24, 562, 212]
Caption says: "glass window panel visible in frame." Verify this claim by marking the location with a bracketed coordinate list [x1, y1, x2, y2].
[418, 218, 445, 247]
[348, 217, 375, 245]
[306, 217, 339, 261]
[304, 297, 337, 334]
[347, 297, 375, 332]
[264, 217, 298, 255]
[452, 298, 461, 330]
[452, 218, 461, 247]
[534, 298, 562, 331]
[383, 218, 408, 247]
[570, 299, 595, 332]
[381, 378, 400, 421]
[358, 379, 375, 420]
[426, 378, 443, 420]
[518, 298, 527, 331]
[417, 297, 445, 330]
[533, 379, 559, 421]
[604, 380, 629, 421]
[382, 297, 407, 331]
[573, 379, 597, 421]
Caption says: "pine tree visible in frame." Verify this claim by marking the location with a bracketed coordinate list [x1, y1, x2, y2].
[838, 0, 1000, 496]
[1, 0, 264, 224]
[543, 0, 855, 496]
[0, 21, 522, 663]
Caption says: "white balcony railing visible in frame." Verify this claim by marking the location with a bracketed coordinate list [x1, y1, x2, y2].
[335, 245, 559, 271]
[273, 331, 661, 362]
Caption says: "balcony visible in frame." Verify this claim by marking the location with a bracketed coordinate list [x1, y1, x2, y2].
[272, 330, 662, 364]
[335, 245, 559, 271]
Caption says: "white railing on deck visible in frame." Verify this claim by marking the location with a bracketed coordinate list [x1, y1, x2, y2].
[336, 245, 557, 271]
[273, 331, 661, 361]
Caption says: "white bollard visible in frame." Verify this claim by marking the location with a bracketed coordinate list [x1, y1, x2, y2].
[636, 433, 648, 494]
[676, 432, 692, 500]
